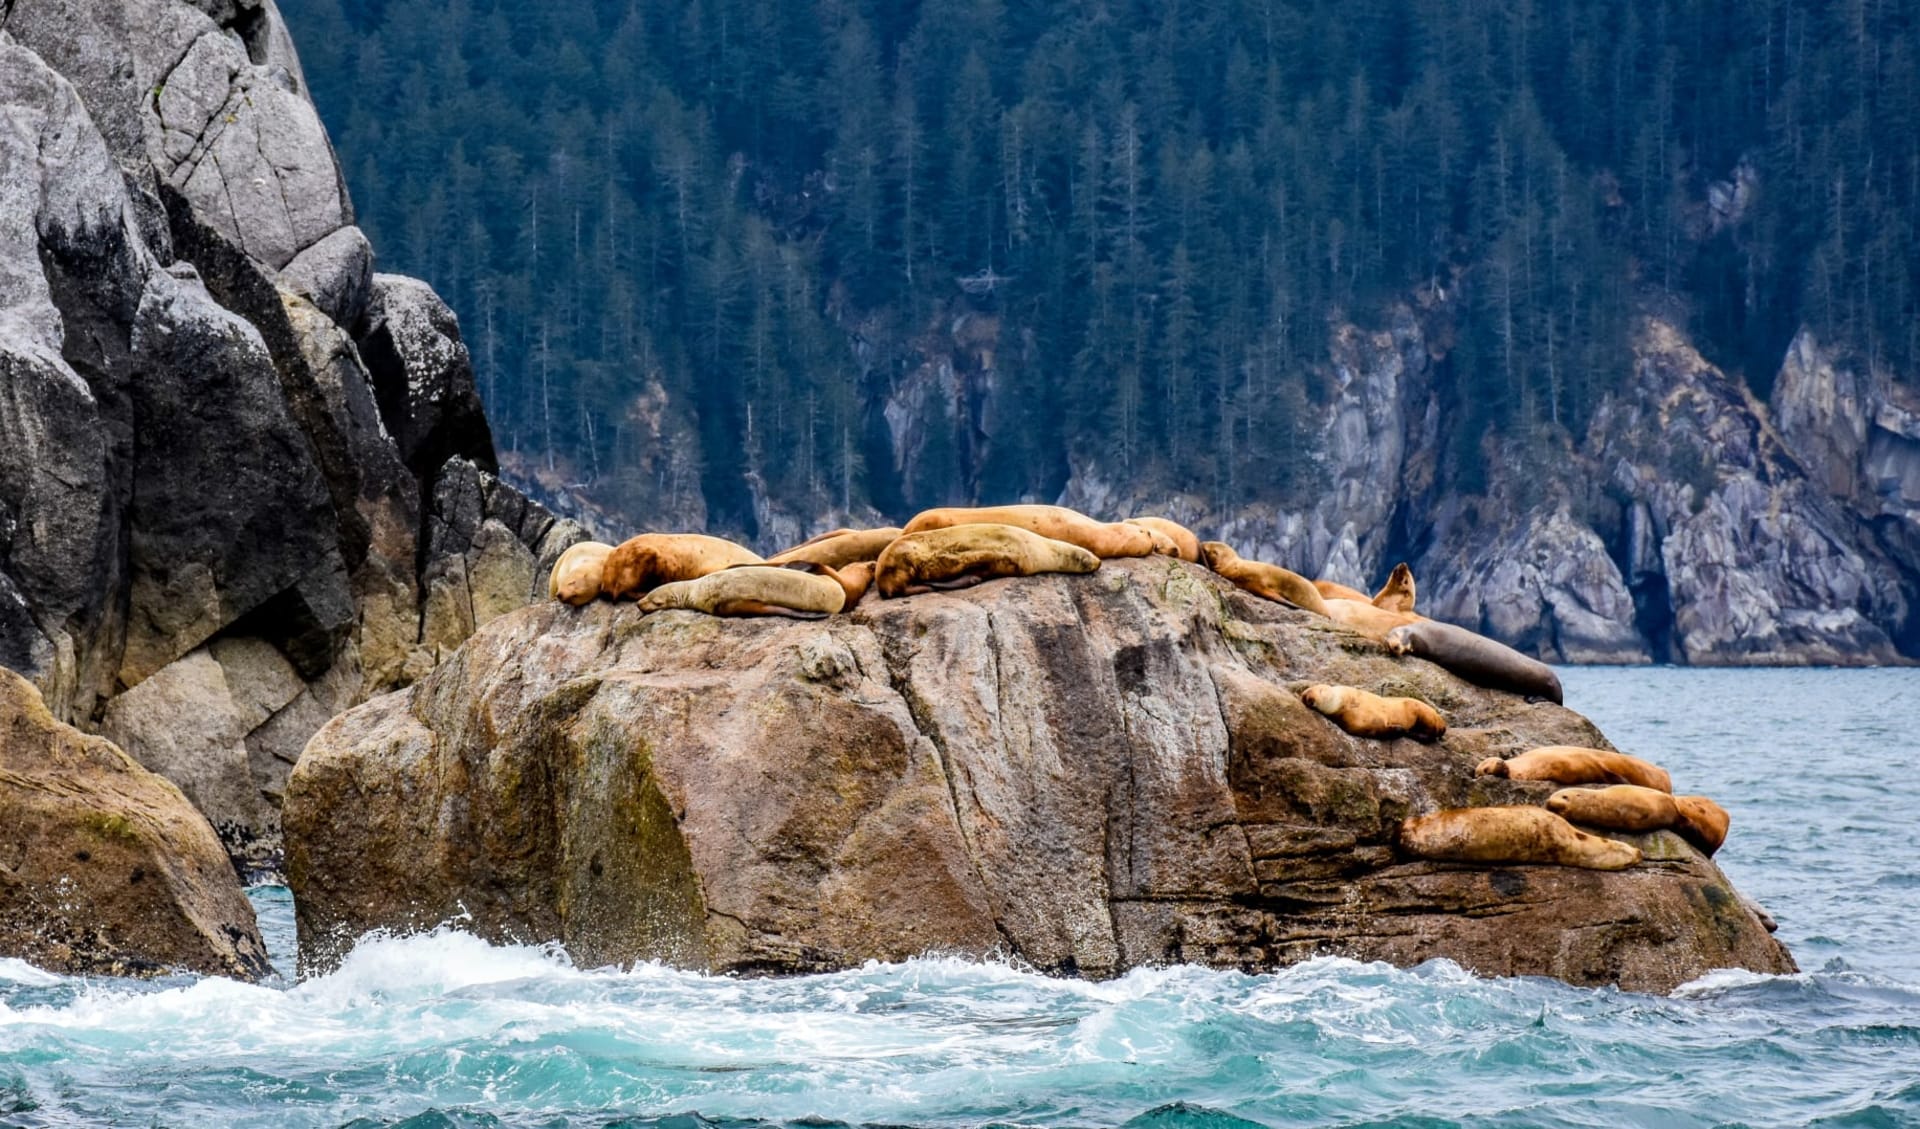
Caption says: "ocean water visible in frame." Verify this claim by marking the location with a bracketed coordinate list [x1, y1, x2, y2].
[2, 667, 1917, 1128]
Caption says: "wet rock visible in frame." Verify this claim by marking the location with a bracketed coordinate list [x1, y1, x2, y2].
[0, 667, 271, 981]
[288, 557, 1793, 992]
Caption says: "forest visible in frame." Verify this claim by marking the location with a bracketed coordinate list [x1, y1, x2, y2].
[288, 0, 1920, 537]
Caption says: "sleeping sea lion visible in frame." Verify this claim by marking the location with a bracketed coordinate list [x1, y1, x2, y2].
[1199, 542, 1330, 614]
[828, 560, 876, 607]
[1322, 597, 1420, 640]
[1546, 785, 1680, 834]
[1301, 684, 1446, 741]
[767, 527, 903, 569]
[1475, 746, 1673, 793]
[875, 523, 1100, 597]
[1398, 806, 1642, 870]
[1125, 516, 1202, 563]
[639, 563, 847, 618]
[902, 505, 1155, 559]
[602, 533, 762, 599]
[547, 541, 614, 605]
[1672, 795, 1731, 856]
[1384, 620, 1563, 703]
[1372, 563, 1416, 613]
[1314, 579, 1373, 603]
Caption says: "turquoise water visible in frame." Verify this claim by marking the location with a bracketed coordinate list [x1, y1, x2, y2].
[2, 667, 1917, 1128]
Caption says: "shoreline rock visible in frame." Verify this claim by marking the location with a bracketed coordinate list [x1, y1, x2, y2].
[287, 558, 1793, 993]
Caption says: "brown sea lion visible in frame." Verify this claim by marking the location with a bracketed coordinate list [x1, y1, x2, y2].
[1546, 785, 1681, 834]
[1199, 543, 1330, 615]
[1372, 562, 1417, 613]
[602, 533, 762, 599]
[1301, 684, 1446, 741]
[902, 505, 1155, 559]
[1672, 795, 1731, 856]
[547, 541, 614, 606]
[1398, 806, 1642, 870]
[640, 564, 847, 619]
[1385, 620, 1564, 703]
[1323, 597, 1421, 640]
[1125, 516, 1202, 563]
[1476, 746, 1674, 793]
[1314, 579, 1373, 603]
[767, 527, 903, 569]
[827, 560, 876, 607]
[875, 523, 1101, 597]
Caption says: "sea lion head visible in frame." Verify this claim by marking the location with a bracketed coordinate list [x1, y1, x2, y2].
[602, 540, 661, 599]
[1199, 541, 1239, 570]
[1474, 756, 1511, 778]
[1545, 790, 1577, 816]
[1383, 624, 1417, 656]
[1299, 684, 1345, 715]
[1141, 527, 1180, 556]
[834, 560, 876, 604]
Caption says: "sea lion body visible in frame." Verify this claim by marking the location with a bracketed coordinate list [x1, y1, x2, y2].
[639, 564, 846, 618]
[1373, 562, 1417, 613]
[1314, 580, 1373, 603]
[768, 527, 903, 569]
[547, 541, 614, 605]
[1385, 620, 1563, 703]
[1199, 542, 1330, 615]
[1673, 795, 1731, 855]
[1301, 684, 1446, 741]
[1125, 517, 1202, 563]
[875, 523, 1101, 597]
[602, 533, 762, 598]
[1323, 597, 1420, 640]
[1476, 746, 1673, 793]
[828, 560, 876, 607]
[1546, 785, 1680, 833]
[1398, 806, 1642, 870]
[903, 505, 1155, 559]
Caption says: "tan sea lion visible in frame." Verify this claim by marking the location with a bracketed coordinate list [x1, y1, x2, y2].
[1372, 562, 1416, 613]
[1672, 795, 1730, 856]
[1125, 516, 1202, 563]
[1476, 746, 1673, 793]
[1199, 543, 1330, 614]
[767, 527, 903, 569]
[902, 505, 1155, 559]
[875, 523, 1101, 597]
[1546, 785, 1681, 834]
[640, 563, 847, 618]
[827, 560, 876, 607]
[1322, 597, 1421, 640]
[1385, 620, 1563, 703]
[1314, 579, 1373, 603]
[1301, 684, 1446, 741]
[602, 533, 762, 599]
[1398, 806, 1642, 870]
[547, 541, 614, 605]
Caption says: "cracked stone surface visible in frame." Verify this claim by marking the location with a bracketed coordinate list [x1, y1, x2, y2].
[286, 557, 1793, 992]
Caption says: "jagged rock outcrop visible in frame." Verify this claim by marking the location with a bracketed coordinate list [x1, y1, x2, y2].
[0, 8, 573, 877]
[287, 558, 1792, 993]
[0, 667, 270, 981]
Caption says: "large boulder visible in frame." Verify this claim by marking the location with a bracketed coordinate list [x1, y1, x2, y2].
[288, 558, 1792, 992]
[0, 667, 270, 980]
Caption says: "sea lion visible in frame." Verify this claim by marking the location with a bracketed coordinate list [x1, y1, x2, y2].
[1322, 597, 1421, 640]
[1300, 684, 1446, 741]
[1475, 746, 1673, 793]
[1314, 579, 1373, 603]
[547, 541, 614, 605]
[1546, 785, 1680, 834]
[639, 563, 846, 618]
[1125, 516, 1202, 563]
[767, 527, 903, 569]
[1672, 795, 1730, 856]
[875, 523, 1101, 597]
[1384, 620, 1563, 703]
[1199, 542, 1330, 615]
[602, 533, 762, 599]
[902, 505, 1155, 559]
[827, 560, 876, 607]
[1372, 562, 1416, 613]
[1398, 806, 1642, 870]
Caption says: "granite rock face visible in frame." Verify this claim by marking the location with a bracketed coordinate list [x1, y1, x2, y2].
[0, 667, 271, 981]
[288, 558, 1792, 993]
[0, 10, 572, 878]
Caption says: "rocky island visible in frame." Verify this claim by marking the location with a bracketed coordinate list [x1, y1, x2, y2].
[288, 556, 1792, 994]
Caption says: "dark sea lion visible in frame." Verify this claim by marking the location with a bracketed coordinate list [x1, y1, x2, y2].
[875, 523, 1100, 597]
[903, 505, 1155, 559]
[602, 533, 762, 598]
[547, 541, 614, 605]
[1301, 684, 1446, 741]
[1385, 620, 1563, 703]
[1398, 806, 1643, 870]
[1476, 746, 1673, 793]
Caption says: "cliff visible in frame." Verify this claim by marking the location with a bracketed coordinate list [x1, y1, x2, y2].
[287, 558, 1792, 994]
[0, 3, 578, 876]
